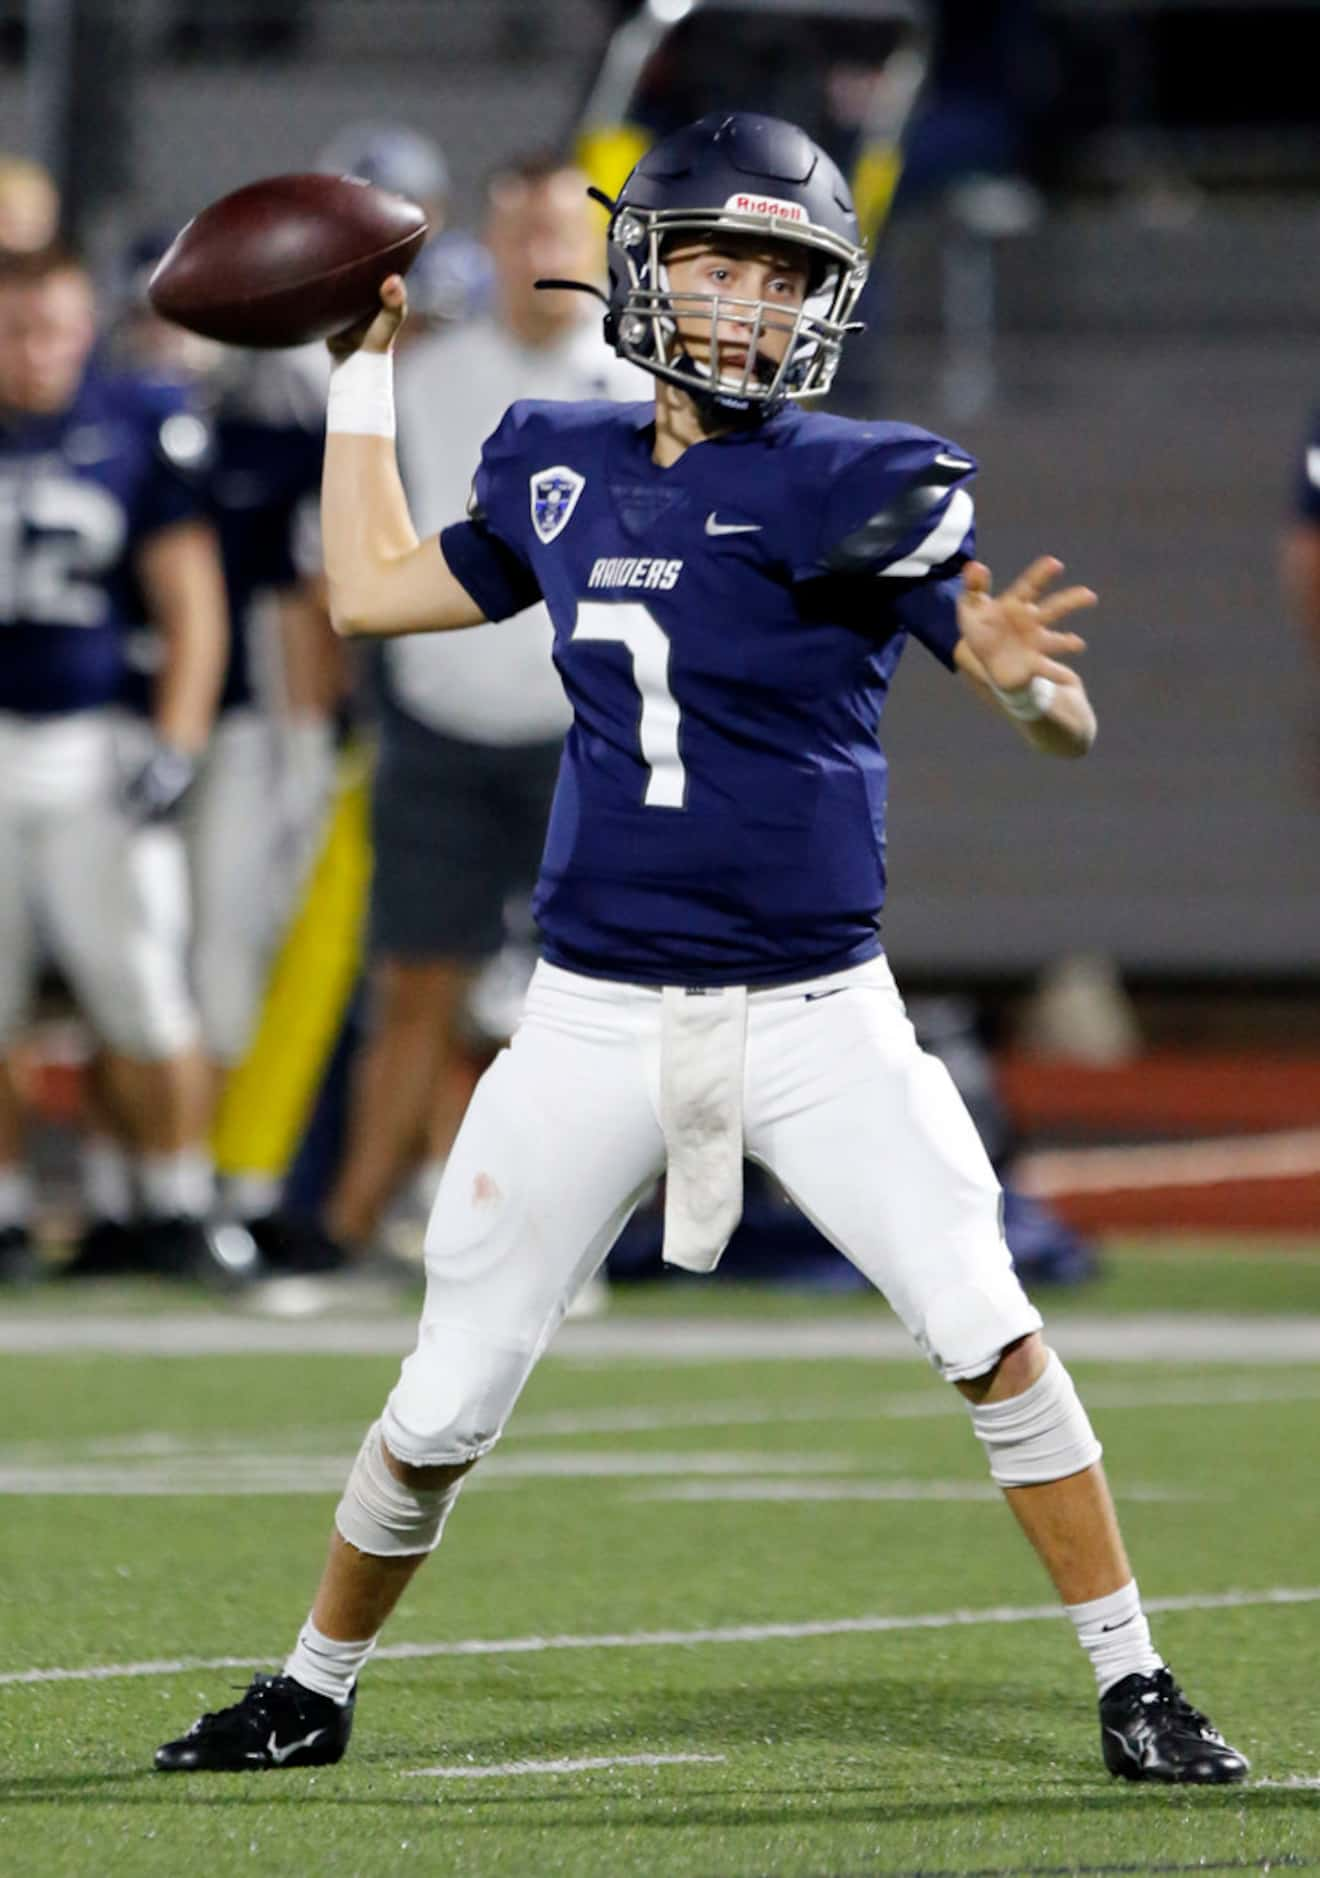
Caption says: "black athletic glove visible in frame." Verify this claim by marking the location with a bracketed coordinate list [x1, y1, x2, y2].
[121, 740, 198, 824]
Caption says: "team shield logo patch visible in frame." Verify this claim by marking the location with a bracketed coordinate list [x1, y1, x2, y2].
[530, 465, 585, 544]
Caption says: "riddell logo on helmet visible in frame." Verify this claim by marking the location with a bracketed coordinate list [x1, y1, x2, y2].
[724, 193, 808, 223]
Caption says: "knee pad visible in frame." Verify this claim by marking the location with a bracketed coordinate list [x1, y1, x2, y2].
[334, 1421, 463, 1559]
[380, 1319, 523, 1468]
[921, 1275, 1043, 1383]
[969, 1348, 1103, 1488]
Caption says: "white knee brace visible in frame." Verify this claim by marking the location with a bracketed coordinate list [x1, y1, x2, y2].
[969, 1349, 1102, 1488]
[334, 1421, 463, 1558]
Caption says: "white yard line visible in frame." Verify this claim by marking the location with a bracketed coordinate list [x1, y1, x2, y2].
[635, 1480, 1206, 1504]
[5, 1585, 1317, 1689]
[404, 1752, 726, 1779]
[2, 1375, 1317, 1472]
[0, 1448, 858, 1497]
[2, 1311, 1319, 1360]
[2, 1375, 1316, 1472]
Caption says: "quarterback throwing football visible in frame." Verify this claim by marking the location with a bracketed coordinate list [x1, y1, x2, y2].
[157, 114, 1245, 1784]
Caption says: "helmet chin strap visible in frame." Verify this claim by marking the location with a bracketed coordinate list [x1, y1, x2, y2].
[533, 277, 610, 306]
[671, 348, 776, 427]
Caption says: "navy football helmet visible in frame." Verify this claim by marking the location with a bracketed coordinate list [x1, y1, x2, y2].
[600, 112, 868, 416]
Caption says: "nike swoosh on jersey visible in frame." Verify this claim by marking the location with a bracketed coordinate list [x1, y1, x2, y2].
[264, 1726, 326, 1765]
[705, 512, 762, 536]
[803, 987, 846, 1001]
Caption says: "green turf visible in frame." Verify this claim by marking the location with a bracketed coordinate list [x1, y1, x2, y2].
[12, 1230, 1320, 1323]
[1, 1302, 1319, 1876]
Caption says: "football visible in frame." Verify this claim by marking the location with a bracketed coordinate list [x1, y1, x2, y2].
[147, 172, 429, 348]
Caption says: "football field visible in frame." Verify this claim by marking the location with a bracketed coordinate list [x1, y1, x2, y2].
[2, 1245, 1319, 1877]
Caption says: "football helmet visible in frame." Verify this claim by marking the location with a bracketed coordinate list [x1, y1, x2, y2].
[600, 112, 869, 416]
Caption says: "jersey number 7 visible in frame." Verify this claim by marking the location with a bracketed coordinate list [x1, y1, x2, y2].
[573, 600, 687, 809]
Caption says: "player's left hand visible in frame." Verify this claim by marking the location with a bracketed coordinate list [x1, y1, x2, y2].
[956, 557, 1096, 693]
[121, 740, 198, 824]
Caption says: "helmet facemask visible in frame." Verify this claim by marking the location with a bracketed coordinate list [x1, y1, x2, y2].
[609, 206, 868, 416]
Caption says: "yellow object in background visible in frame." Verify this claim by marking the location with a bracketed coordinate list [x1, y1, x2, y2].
[852, 141, 904, 246]
[212, 744, 371, 1179]
[575, 124, 652, 206]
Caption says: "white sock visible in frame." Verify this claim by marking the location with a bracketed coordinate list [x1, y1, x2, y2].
[0, 1166, 33, 1229]
[1067, 1579, 1163, 1694]
[82, 1138, 134, 1224]
[138, 1149, 214, 1220]
[284, 1616, 376, 1706]
[217, 1172, 281, 1223]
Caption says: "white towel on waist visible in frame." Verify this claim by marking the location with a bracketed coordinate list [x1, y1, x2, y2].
[660, 984, 749, 1274]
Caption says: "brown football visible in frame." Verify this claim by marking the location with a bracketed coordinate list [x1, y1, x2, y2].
[147, 172, 429, 348]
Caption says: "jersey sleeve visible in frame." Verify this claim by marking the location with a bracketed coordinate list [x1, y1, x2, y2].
[797, 428, 977, 671]
[133, 382, 213, 536]
[890, 575, 964, 670]
[437, 402, 544, 622]
[267, 422, 325, 586]
[1294, 411, 1320, 524]
[815, 431, 976, 580]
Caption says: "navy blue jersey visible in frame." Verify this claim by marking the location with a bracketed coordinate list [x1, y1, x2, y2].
[441, 400, 976, 986]
[0, 367, 207, 716]
[122, 388, 323, 717]
[1294, 409, 1320, 525]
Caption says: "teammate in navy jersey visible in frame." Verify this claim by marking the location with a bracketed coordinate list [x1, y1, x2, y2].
[0, 242, 231, 1283]
[1283, 405, 1320, 666]
[157, 115, 1245, 1784]
[109, 271, 332, 1230]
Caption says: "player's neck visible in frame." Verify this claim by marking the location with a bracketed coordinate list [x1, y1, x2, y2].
[651, 380, 734, 466]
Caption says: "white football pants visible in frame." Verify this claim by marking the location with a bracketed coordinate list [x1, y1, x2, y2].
[180, 708, 287, 1065]
[381, 957, 1042, 1467]
[0, 711, 197, 1058]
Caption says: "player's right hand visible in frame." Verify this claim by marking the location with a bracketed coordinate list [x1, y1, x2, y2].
[326, 274, 408, 361]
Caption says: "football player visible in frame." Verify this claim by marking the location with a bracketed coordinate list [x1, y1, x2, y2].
[1282, 405, 1320, 664]
[0, 242, 229, 1281]
[107, 250, 335, 1233]
[156, 114, 1246, 1784]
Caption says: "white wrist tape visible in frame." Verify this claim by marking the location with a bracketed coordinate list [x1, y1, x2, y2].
[326, 350, 395, 438]
[991, 674, 1056, 721]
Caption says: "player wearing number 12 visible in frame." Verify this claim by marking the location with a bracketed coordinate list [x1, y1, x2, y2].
[156, 114, 1247, 1784]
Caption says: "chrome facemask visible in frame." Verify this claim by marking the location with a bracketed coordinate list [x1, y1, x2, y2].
[610, 205, 868, 413]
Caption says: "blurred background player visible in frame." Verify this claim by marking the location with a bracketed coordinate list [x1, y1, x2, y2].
[1282, 404, 1320, 670]
[77, 238, 337, 1246]
[0, 152, 61, 254]
[263, 151, 648, 1286]
[0, 242, 228, 1282]
[314, 123, 494, 341]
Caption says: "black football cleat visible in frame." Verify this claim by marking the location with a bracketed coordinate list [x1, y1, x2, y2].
[0, 1223, 41, 1284]
[59, 1218, 140, 1279]
[1100, 1666, 1248, 1784]
[155, 1672, 354, 1772]
[248, 1212, 351, 1275]
[139, 1215, 260, 1287]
